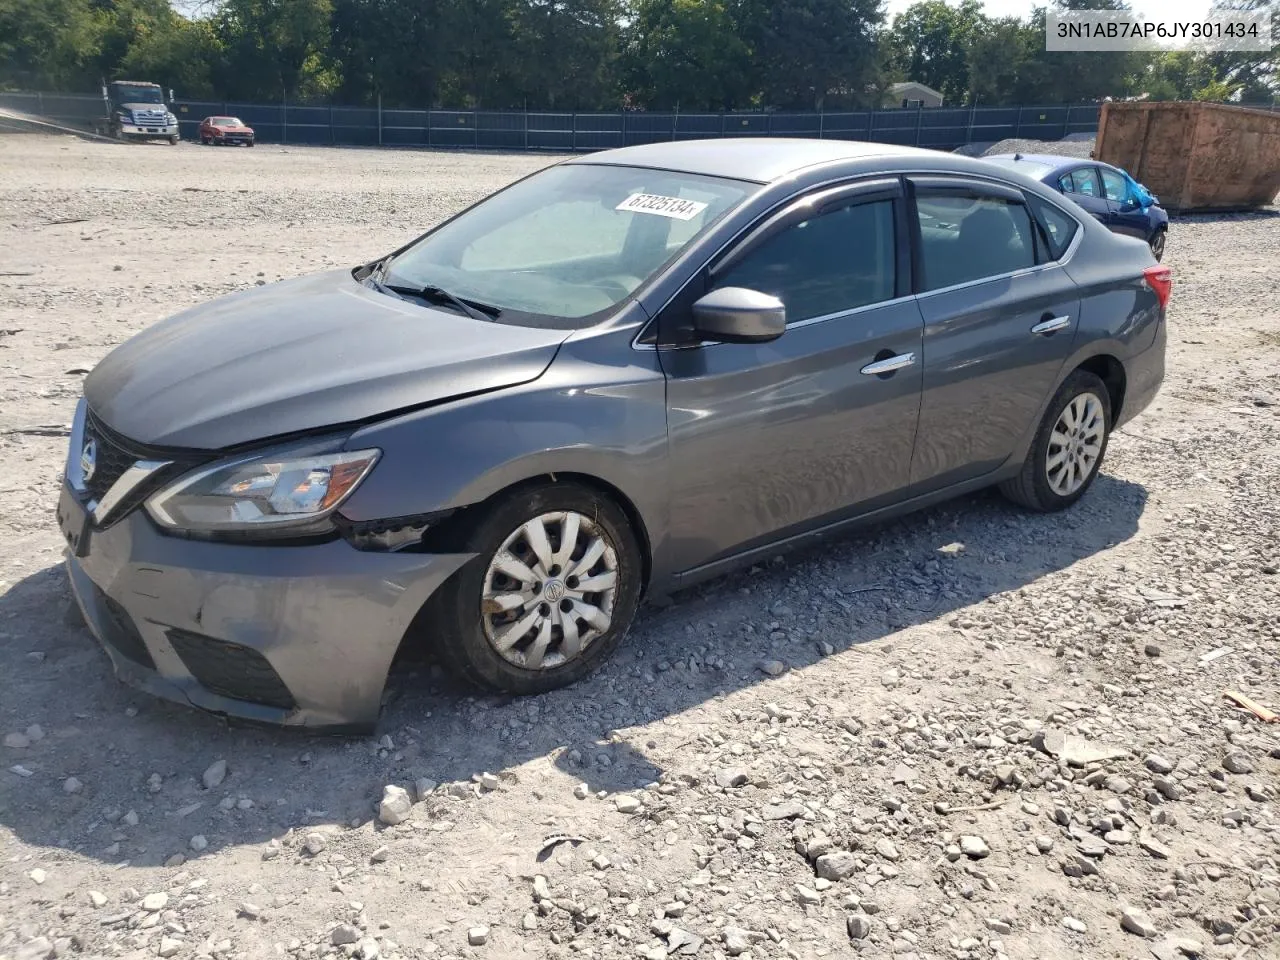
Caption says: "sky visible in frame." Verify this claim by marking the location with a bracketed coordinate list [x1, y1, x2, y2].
[884, 0, 1225, 22]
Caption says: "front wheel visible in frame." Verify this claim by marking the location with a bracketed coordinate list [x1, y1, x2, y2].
[1149, 228, 1167, 262]
[999, 369, 1112, 512]
[169, 136, 179, 145]
[428, 482, 643, 695]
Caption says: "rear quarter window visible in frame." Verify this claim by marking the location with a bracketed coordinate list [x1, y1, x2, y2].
[1025, 194, 1079, 262]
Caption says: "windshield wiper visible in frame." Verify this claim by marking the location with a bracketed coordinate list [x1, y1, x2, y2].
[377, 280, 501, 322]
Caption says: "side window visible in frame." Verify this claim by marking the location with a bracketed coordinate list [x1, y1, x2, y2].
[1099, 168, 1128, 203]
[1069, 169, 1100, 197]
[1026, 194, 1079, 262]
[715, 199, 896, 324]
[915, 191, 1036, 291]
[1058, 175, 1076, 194]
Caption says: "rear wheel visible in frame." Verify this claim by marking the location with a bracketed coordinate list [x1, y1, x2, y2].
[1149, 228, 1167, 261]
[999, 369, 1112, 512]
[429, 482, 643, 694]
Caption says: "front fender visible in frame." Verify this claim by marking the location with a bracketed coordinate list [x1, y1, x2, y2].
[338, 325, 675, 582]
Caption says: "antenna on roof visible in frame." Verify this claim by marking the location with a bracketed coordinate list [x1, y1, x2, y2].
[1014, 152, 1023, 161]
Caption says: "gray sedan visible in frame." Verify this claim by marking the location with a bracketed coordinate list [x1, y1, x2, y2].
[57, 139, 1170, 731]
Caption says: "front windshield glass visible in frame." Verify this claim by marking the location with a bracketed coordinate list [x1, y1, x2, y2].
[115, 85, 164, 104]
[382, 164, 752, 326]
[214, 118, 243, 127]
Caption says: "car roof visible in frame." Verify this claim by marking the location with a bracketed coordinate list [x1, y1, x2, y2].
[986, 152, 1134, 179]
[565, 138, 943, 184]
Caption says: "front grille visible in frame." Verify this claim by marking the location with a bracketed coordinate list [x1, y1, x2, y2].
[131, 111, 168, 124]
[95, 588, 156, 669]
[83, 412, 136, 503]
[168, 629, 297, 710]
[81, 410, 201, 523]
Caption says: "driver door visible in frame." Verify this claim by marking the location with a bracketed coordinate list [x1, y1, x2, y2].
[658, 179, 925, 576]
[1099, 166, 1148, 239]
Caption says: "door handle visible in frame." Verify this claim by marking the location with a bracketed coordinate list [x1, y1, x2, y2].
[860, 352, 916, 376]
[1031, 315, 1071, 336]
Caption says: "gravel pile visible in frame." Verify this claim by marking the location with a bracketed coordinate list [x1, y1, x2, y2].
[1, 136, 1277, 960]
[974, 136, 1098, 158]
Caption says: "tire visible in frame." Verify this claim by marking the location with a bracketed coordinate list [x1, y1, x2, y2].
[246, 141, 254, 147]
[169, 136, 179, 145]
[201, 136, 210, 145]
[1149, 227, 1167, 262]
[428, 482, 643, 695]
[999, 369, 1112, 512]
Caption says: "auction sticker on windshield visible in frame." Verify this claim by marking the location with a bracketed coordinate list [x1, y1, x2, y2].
[616, 193, 709, 220]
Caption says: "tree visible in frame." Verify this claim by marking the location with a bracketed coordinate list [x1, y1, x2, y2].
[1014, 1, 1146, 103]
[748, 0, 886, 110]
[962, 16, 1035, 106]
[508, 0, 621, 109]
[213, 0, 335, 100]
[622, 0, 754, 110]
[885, 0, 986, 104]
[0, 0, 104, 90]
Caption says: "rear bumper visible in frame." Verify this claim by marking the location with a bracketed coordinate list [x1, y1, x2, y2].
[63, 486, 472, 733]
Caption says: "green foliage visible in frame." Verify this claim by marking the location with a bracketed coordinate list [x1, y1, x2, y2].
[2, 0, 1275, 109]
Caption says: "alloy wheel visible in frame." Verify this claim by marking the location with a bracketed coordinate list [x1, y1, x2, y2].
[480, 511, 619, 671]
[1045, 392, 1105, 497]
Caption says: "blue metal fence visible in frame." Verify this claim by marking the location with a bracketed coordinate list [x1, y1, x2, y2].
[0, 89, 1130, 152]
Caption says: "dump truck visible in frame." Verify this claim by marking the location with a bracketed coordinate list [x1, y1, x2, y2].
[1095, 101, 1280, 213]
[103, 80, 180, 144]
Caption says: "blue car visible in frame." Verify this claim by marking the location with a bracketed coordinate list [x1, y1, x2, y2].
[985, 153, 1169, 262]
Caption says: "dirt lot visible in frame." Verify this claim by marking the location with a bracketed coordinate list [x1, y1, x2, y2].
[1, 135, 1278, 960]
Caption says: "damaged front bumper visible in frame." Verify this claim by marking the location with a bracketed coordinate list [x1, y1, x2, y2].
[60, 477, 471, 733]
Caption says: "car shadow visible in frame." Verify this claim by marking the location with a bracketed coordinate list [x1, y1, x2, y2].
[0, 475, 1147, 866]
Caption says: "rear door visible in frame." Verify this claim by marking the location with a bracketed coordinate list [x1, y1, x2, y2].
[907, 176, 1081, 488]
[659, 179, 924, 573]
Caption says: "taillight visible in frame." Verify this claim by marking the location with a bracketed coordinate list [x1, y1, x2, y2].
[1143, 265, 1172, 311]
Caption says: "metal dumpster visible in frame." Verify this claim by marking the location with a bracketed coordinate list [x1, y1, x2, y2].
[1095, 101, 1280, 212]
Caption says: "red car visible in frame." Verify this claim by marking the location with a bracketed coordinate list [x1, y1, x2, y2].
[199, 116, 255, 146]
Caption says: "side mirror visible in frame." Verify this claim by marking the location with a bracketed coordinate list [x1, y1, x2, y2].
[168, 89, 175, 104]
[691, 287, 786, 343]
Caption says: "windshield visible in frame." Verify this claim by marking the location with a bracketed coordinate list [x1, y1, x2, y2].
[213, 118, 244, 127]
[983, 157, 1056, 180]
[382, 164, 751, 327]
[113, 85, 164, 104]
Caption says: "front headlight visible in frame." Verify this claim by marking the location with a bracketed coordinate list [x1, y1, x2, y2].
[146, 445, 380, 537]
[166, 113, 177, 123]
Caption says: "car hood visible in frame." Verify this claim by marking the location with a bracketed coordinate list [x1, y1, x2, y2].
[120, 102, 168, 113]
[213, 125, 253, 133]
[85, 270, 569, 450]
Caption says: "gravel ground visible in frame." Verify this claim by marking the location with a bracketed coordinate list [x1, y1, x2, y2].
[1, 135, 1278, 960]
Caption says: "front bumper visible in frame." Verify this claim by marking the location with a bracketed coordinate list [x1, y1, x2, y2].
[60, 481, 472, 733]
[121, 123, 178, 137]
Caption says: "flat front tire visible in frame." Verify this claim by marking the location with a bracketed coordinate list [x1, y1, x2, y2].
[429, 482, 643, 695]
[999, 369, 1112, 512]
